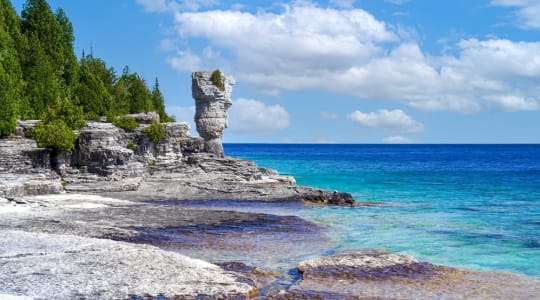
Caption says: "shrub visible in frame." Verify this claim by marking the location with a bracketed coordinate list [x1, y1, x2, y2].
[0, 118, 16, 138]
[112, 116, 139, 132]
[85, 112, 101, 122]
[29, 120, 78, 152]
[210, 69, 225, 91]
[126, 141, 137, 151]
[143, 120, 166, 144]
[42, 97, 87, 130]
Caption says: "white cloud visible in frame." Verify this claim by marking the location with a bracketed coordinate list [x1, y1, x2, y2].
[485, 95, 540, 111]
[347, 109, 424, 133]
[166, 50, 202, 72]
[320, 111, 339, 120]
[491, 0, 540, 29]
[383, 135, 413, 144]
[167, 105, 196, 135]
[228, 99, 290, 133]
[144, 2, 540, 114]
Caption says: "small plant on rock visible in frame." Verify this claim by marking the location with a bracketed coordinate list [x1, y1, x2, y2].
[112, 116, 139, 132]
[143, 120, 166, 144]
[126, 141, 137, 151]
[210, 69, 225, 91]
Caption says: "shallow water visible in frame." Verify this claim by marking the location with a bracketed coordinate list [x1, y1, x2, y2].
[223, 144, 540, 278]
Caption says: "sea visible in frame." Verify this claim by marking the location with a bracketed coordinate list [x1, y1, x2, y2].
[223, 144, 540, 278]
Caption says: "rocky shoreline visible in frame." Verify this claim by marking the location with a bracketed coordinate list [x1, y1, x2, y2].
[1, 71, 539, 299]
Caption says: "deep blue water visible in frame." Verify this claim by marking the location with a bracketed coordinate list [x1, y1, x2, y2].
[224, 144, 540, 278]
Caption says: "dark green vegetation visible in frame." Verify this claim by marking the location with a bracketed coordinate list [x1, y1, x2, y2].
[111, 116, 139, 132]
[210, 69, 225, 91]
[0, 0, 174, 139]
[143, 120, 166, 144]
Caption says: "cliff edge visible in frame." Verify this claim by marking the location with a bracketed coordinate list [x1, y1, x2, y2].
[0, 71, 355, 206]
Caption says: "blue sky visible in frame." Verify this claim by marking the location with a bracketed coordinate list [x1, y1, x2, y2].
[11, 0, 540, 143]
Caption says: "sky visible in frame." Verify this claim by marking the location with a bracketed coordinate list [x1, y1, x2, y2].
[10, 0, 540, 143]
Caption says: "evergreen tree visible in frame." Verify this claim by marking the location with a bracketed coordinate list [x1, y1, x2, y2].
[20, 0, 66, 117]
[0, 0, 28, 126]
[151, 78, 174, 122]
[112, 67, 152, 114]
[55, 8, 78, 93]
[0, 29, 20, 136]
[75, 54, 112, 116]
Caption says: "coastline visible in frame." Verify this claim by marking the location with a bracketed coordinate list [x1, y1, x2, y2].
[1, 73, 539, 298]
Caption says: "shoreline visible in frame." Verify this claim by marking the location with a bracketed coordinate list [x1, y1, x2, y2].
[2, 190, 540, 299]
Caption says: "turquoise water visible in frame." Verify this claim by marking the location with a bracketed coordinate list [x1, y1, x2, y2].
[224, 144, 540, 278]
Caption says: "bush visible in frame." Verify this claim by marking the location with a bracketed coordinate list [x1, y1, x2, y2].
[29, 120, 78, 152]
[126, 141, 137, 151]
[112, 116, 139, 132]
[210, 69, 225, 91]
[0, 118, 16, 138]
[85, 112, 101, 122]
[143, 120, 166, 144]
[42, 97, 87, 130]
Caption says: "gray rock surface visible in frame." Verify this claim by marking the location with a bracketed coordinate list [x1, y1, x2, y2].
[0, 230, 256, 299]
[192, 71, 234, 156]
[125, 111, 160, 124]
[268, 251, 540, 299]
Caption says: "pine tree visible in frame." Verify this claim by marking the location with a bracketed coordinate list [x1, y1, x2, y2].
[112, 67, 152, 114]
[20, 0, 66, 117]
[55, 8, 78, 93]
[0, 0, 26, 135]
[151, 78, 174, 122]
[75, 54, 112, 117]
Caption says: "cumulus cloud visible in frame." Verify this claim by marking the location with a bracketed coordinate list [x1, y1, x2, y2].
[167, 105, 196, 134]
[491, 0, 540, 29]
[383, 135, 413, 144]
[228, 99, 290, 133]
[347, 109, 424, 133]
[140, 1, 540, 114]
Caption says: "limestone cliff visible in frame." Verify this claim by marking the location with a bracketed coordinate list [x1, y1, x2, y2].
[0, 72, 355, 206]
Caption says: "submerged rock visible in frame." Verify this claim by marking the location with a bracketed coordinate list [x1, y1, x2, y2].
[268, 252, 540, 299]
[192, 71, 234, 156]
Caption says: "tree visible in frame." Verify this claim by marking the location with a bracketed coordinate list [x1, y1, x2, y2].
[112, 67, 152, 114]
[55, 8, 78, 93]
[20, 0, 68, 117]
[151, 78, 174, 122]
[28, 97, 86, 152]
[75, 54, 112, 116]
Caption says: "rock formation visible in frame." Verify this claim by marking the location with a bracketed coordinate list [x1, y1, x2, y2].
[192, 71, 234, 156]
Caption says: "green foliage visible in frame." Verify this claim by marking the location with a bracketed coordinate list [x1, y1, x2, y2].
[111, 116, 139, 132]
[26, 96, 85, 151]
[42, 97, 86, 130]
[75, 54, 112, 116]
[0, 0, 175, 131]
[30, 119, 77, 151]
[0, 11, 24, 137]
[210, 69, 225, 91]
[112, 68, 153, 115]
[143, 120, 166, 144]
[126, 141, 136, 151]
[84, 111, 101, 121]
